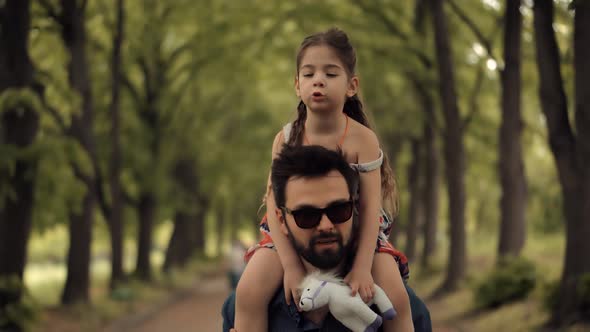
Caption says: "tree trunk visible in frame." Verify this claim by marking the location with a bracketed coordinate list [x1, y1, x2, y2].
[195, 205, 206, 253]
[570, 1, 590, 324]
[429, 0, 467, 293]
[0, 1, 39, 330]
[135, 192, 155, 280]
[107, 0, 126, 288]
[533, 0, 590, 325]
[383, 133, 405, 246]
[163, 159, 207, 271]
[61, 189, 94, 304]
[498, 0, 527, 259]
[163, 212, 193, 271]
[416, 82, 440, 269]
[163, 208, 207, 271]
[405, 139, 423, 261]
[216, 207, 225, 257]
[59, 0, 103, 296]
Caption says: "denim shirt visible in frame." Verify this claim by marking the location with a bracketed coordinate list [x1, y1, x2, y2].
[268, 289, 355, 331]
[222, 288, 356, 332]
[221, 284, 432, 332]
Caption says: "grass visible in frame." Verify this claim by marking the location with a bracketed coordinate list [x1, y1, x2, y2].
[30, 258, 222, 332]
[409, 232, 590, 332]
[21, 222, 223, 331]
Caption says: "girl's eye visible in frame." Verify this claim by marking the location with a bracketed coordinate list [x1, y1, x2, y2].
[303, 74, 313, 77]
[327, 73, 338, 77]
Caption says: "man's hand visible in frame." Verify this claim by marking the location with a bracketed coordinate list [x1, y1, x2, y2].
[344, 267, 374, 303]
[283, 264, 305, 309]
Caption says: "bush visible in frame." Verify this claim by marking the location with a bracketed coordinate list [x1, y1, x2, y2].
[541, 279, 560, 312]
[474, 256, 537, 309]
[542, 273, 590, 314]
[578, 274, 590, 313]
[0, 276, 39, 331]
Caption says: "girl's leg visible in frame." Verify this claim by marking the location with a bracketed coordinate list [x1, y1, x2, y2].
[235, 248, 283, 332]
[372, 252, 414, 332]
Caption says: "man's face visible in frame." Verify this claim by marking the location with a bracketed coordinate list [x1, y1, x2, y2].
[277, 170, 354, 269]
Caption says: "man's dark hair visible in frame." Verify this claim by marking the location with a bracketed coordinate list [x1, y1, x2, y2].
[271, 144, 357, 208]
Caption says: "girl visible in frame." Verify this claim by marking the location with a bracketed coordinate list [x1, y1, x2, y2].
[235, 28, 413, 332]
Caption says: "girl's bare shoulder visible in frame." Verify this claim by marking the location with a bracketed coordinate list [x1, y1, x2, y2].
[347, 118, 379, 145]
[344, 119, 380, 161]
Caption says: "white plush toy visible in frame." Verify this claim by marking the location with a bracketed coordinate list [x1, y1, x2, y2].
[299, 271, 396, 332]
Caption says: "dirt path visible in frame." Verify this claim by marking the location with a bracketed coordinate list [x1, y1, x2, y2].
[101, 273, 456, 332]
[103, 276, 231, 332]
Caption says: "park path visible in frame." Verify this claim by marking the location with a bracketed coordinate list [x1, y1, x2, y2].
[100, 270, 458, 332]
[103, 274, 230, 332]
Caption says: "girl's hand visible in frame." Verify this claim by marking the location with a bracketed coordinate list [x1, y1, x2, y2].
[284, 265, 305, 310]
[344, 267, 375, 303]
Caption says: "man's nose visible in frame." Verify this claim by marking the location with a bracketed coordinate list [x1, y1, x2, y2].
[316, 213, 334, 231]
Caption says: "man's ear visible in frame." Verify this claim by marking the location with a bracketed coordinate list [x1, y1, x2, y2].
[275, 208, 289, 235]
[346, 76, 359, 97]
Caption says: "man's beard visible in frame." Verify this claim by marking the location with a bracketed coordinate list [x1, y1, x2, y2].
[285, 223, 352, 270]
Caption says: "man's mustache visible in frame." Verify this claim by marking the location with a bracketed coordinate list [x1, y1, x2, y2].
[310, 232, 342, 246]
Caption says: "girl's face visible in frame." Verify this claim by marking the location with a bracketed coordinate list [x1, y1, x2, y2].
[295, 45, 358, 113]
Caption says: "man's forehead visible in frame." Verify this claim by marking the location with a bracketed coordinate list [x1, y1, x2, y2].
[284, 172, 349, 206]
[286, 173, 344, 182]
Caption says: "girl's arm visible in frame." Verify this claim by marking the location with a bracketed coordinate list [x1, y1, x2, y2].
[265, 132, 306, 305]
[345, 130, 382, 302]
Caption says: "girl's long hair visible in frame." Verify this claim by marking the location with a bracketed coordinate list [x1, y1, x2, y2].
[287, 28, 399, 217]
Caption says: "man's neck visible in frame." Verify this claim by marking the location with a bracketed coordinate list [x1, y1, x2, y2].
[301, 259, 344, 276]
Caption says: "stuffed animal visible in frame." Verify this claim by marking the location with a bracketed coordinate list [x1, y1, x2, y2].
[299, 271, 396, 332]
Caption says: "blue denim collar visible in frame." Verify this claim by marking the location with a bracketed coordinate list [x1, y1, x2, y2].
[272, 289, 323, 331]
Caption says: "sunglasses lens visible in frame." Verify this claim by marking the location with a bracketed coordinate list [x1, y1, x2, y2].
[292, 209, 322, 229]
[289, 201, 353, 229]
[326, 202, 353, 224]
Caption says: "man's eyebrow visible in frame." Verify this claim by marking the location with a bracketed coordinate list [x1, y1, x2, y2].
[292, 198, 350, 210]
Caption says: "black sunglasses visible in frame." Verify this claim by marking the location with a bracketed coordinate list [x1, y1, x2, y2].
[281, 200, 354, 229]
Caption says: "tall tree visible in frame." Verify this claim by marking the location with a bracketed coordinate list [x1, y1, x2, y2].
[0, 0, 39, 329]
[163, 158, 208, 271]
[533, 0, 590, 325]
[405, 139, 423, 261]
[107, 0, 126, 284]
[412, 78, 440, 268]
[429, 0, 467, 292]
[40, 0, 101, 301]
[446, 0, 527, 259]
[498, 0, 527, 258]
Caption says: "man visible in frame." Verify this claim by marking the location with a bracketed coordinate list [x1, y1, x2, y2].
[222, 145, 431, 331]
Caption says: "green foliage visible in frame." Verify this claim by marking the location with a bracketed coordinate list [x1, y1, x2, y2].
[0, 88, 42, 116]
[0, 276, 39, 331]
[110, 285, 136, 302]
[474, 256, 537, 309]
[541, 279, 561, 312]
[32, 137, 87, 231]
[541, 274, 590, 315]
[578, 273, 590, 311]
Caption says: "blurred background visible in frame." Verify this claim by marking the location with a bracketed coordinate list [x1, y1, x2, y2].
[1, 0, 589, 331]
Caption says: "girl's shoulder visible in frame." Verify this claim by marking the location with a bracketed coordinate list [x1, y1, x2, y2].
[346, 118, 379, 146]
[344, 118, 380, 161]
